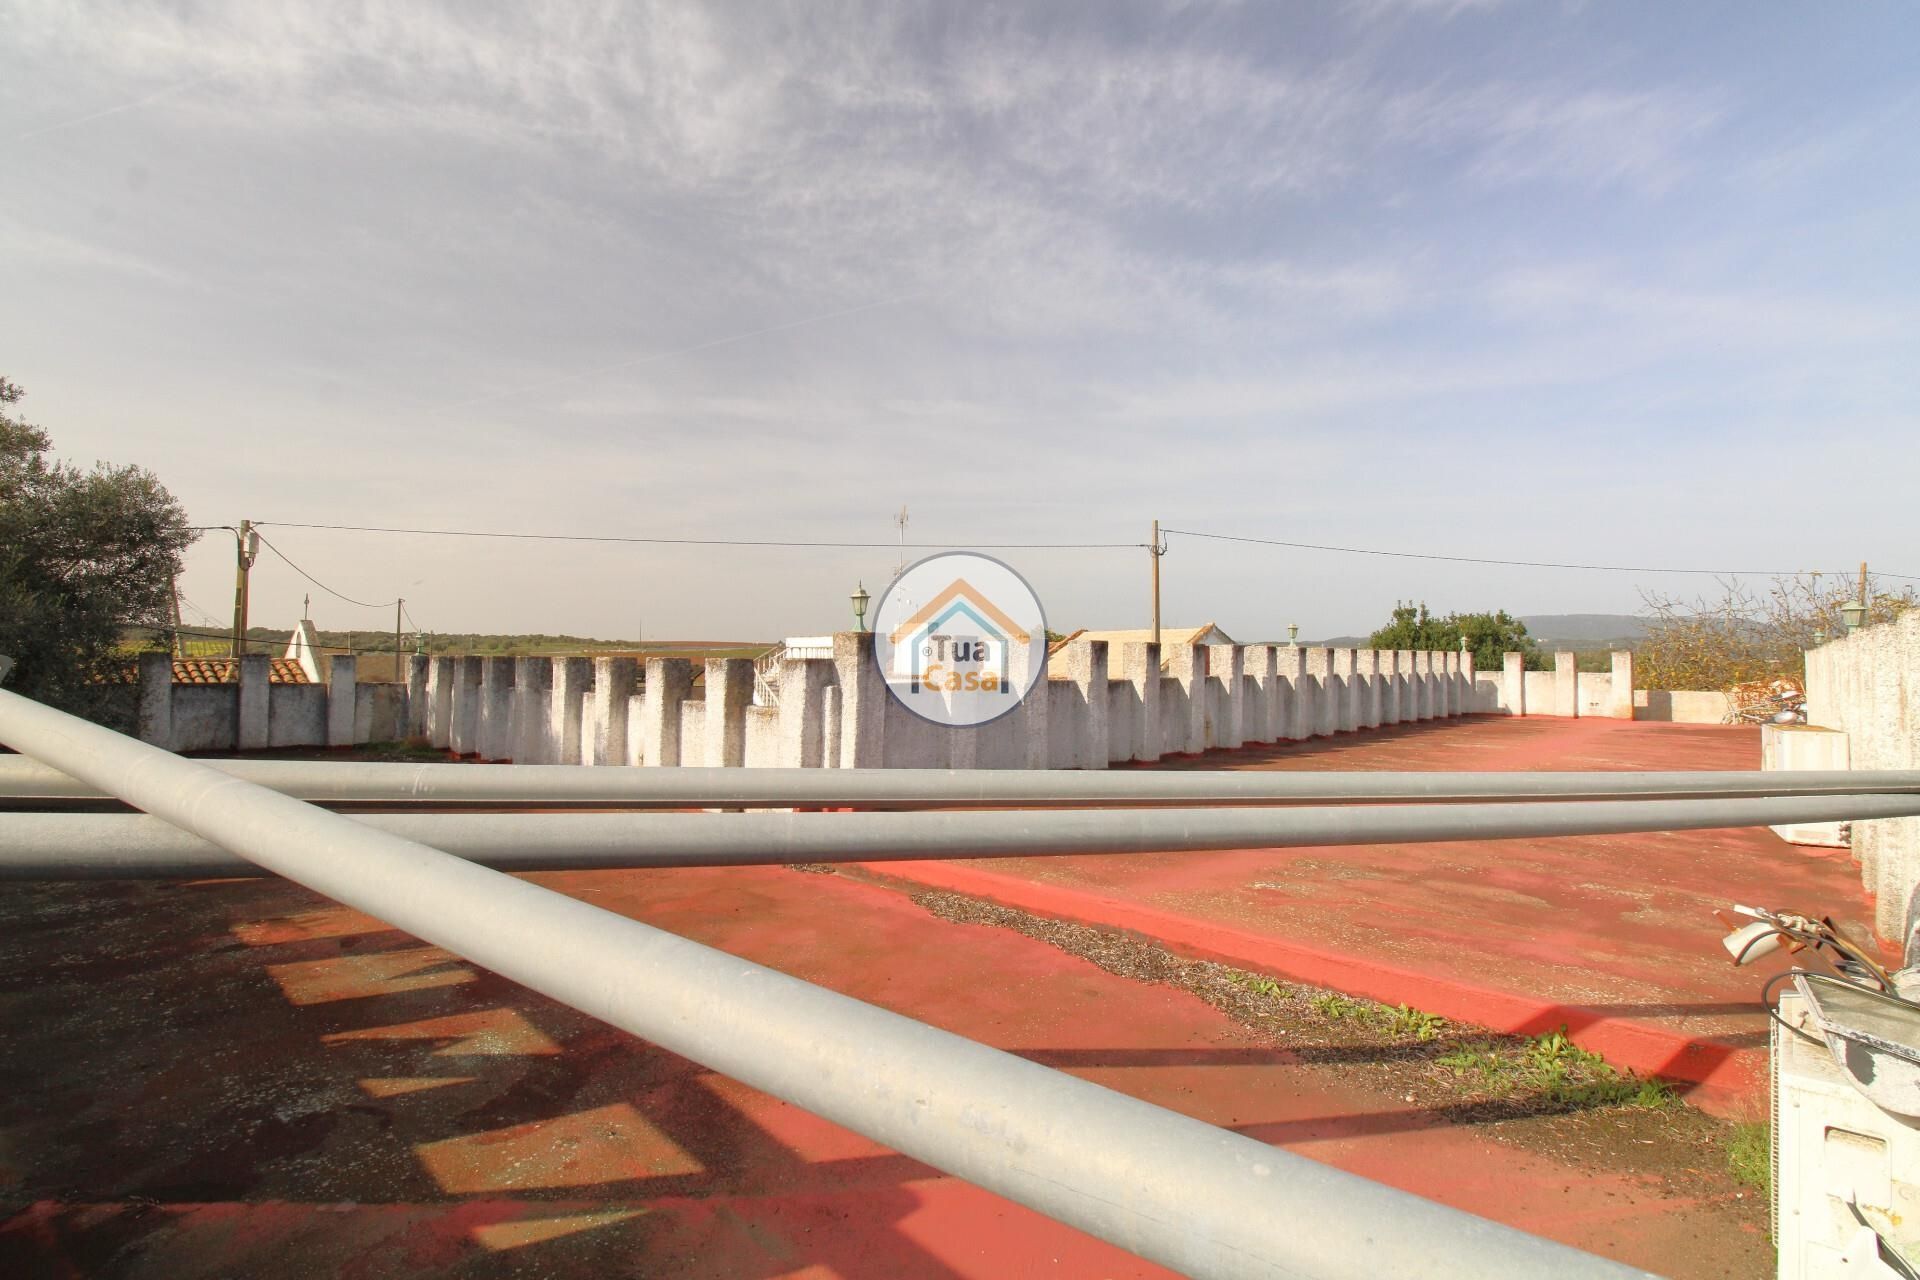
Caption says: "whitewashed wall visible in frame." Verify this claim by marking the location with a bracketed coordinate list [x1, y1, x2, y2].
[1805, 610, 1920, 952]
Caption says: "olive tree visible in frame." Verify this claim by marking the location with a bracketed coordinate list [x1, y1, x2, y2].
[0, 377, 195, 724]
[1637, 574, 1916, 692]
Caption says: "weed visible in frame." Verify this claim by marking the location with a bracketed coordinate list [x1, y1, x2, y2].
[1235, 975, 1284, 999]
[1726, 1122, 1771, 1198]
[1385, 1003, 1446, 1042]
[1310, 993, 1358, 1020]
[1436, 1028, 1674, 1109]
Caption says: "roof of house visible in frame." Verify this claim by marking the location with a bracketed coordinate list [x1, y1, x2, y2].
[154, 657, 313, 685]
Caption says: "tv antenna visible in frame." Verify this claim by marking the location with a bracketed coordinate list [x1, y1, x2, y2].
[894, 504, 909, 575]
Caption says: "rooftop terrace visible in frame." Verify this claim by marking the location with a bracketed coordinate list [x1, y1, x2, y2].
[1, 715, 1844, 1278]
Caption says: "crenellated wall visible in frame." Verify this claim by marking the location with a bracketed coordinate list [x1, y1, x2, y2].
[136, 640, 1482, 767]
[134, 638, 1676, 770]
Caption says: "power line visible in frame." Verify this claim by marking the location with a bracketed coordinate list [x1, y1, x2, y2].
[1163, 527, 1918, 581]
[252, 530, 400, 609]
[253, 520, 1142, 551]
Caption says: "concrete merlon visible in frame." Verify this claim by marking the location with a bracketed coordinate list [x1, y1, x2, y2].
[591, 657, 640, 767]
[636, 657, 687, 768]
[1063, 641, 1111, 769]
[832, 631, 886, 768]
[480, 656, 517, 761]
[136, 652, 173, 747]
[1114, 641, 1162, 764]
[550, 657, 592, 765]
[425, 657, 455, 749]
[403, 655, 428, 740]
[704, 658, 754, 768]
[513, 657, 553, 763]
[237, 654, 270, 752]
[777, 656, 833, 768]
[1503, 651, 1526, 717]
[1609, 650, 1635, 720]
[327, 655, 358, 747]
[1554, 651, 1579, 719]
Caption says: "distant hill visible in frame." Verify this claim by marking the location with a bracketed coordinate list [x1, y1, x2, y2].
[1518, 614, 1648, 648]
[1308, 613, 1648, 650]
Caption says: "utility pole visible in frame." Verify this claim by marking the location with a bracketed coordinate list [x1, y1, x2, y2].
[395, 598, 405, 684]
[1860, 561, 1870, 610]
[1150, 519, 1163, 646]
[168, 579, 185, 658]
[230, 520, 259, 659]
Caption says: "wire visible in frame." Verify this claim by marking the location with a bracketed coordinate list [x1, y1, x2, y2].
[253, 520, 1142, 550]
[252, 531, 399, 609]
[1163, 527, 1918, 580]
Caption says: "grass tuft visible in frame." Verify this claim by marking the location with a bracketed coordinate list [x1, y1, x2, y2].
[1726, 1122, 1771, 1198]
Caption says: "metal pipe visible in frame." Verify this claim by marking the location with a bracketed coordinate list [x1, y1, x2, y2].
[1, 755, 1913, 808]
[0, 687, 1648, 1279]
[6, 791, 1919, 880]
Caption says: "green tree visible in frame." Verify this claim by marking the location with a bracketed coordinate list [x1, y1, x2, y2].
[0, 377, 194, 724]
[1368, 601, 1546, 673]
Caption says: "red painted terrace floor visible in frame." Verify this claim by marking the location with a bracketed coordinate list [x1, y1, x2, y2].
[874, 715, 1883, 1113]
[0, 714, 1840, 1278]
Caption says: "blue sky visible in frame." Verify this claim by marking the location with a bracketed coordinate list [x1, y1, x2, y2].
[5, 1, 1915, 642]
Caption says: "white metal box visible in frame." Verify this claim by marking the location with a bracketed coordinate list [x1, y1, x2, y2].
[1774, 989, 1920, 1277]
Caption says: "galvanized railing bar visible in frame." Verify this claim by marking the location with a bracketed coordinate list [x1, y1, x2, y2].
[0, 756, 1913, 807]
[0, 687, 1651, 1279]
[6, 791, 1918, 880]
